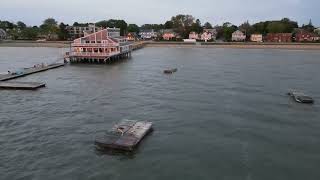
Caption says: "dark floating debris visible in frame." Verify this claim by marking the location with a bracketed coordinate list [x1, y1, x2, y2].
[287, 91, 314, 104]
[95, 120, 153, 152]
[163, 68, 178, 74]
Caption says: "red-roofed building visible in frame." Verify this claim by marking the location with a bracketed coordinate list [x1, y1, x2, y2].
[265, 33, 292, 42]
[295, 30, 320, 42]
[66, 28, 132, 63]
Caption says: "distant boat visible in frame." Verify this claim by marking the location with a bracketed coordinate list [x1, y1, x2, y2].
[163, 68, 178, 74]
[287, 91, 314, 104]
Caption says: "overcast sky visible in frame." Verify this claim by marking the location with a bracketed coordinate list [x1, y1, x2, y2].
[0, 0, 319, 27]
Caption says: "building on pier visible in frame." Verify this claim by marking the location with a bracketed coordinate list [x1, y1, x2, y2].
[65, 28, 133, 63]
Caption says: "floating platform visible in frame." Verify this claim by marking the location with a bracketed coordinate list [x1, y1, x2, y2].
[0, 63, 65, 81]
[0, 82, 46, 90]
[95, 120, 153, 151]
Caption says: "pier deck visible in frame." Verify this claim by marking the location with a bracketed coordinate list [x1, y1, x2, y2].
[0, 63, 65, 81]
[95, 120, 153, 151]
[0, 81, 46, 90]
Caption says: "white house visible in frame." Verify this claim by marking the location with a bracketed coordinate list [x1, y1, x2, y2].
[139, 29, 158, 40]
[315, 28, 320, 35]
[232, 30, 246, 41]
[250, 34, 263, 42]
[0, 28, 7, 40]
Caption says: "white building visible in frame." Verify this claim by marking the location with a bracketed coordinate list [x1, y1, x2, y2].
[250, 34, 263, 42]
[0, 28, 7, 40]
[315, 28, 320, 35]
[232, 30, 246, 42]
[139, 29, 158, 40]
[67, 24, 103, 40]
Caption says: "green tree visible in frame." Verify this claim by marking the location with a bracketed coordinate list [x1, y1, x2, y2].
[127, 24, 140, 33]
[252, 18, 298, 35]
[222, 22, 237, 41]
[190, 19, 203, 33]
[204, 22, 213, 29]
[58, 23, 69, 40]
[95, 20, 108, 28]
[17, 21, 27, 29]
[302, 19, 315, 32]
[253, 21, 268, 35]
[40, 18, 59, 40]
[105, 19, 128, 36]
[140, 24, 164, 31]
[21, 27, 39, 40]
[171, 14, 195, 38]
[281, 18, 298, 33]
[0, 20, 16, 29]
[7, 29, 20, 40]
[164, 21, 173, 29]
[267, 22, 286, 33]
[239, 21, 254, 40]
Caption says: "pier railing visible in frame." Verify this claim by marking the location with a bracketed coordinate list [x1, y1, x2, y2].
[69, 52, 120, 57]
[71, 43, 119, 47]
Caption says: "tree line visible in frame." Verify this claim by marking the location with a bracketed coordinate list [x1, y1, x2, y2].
[0, 16, 318, 41]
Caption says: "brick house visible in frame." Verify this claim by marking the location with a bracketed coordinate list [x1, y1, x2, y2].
[295, 30, 320, 42]
[232, 30, 246, 41]
[265, 33, 292, 42]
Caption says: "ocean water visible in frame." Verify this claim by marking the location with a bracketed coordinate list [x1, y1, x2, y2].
[0, 47, 320, 180]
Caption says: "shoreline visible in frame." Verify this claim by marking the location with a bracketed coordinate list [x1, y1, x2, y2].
[0, 40, 71, 48]
[1, 40, 320, 50]
[145, 42, 320, 50]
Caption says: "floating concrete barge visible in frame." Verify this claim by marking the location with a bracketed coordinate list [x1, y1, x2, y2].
[0, 81, 46, 90]
[0, 63, 65, 81]
[95, 120, 153, 151]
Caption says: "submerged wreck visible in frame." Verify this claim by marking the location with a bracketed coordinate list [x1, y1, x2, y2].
[288, 91, 314, 104]
[163, 68, 178, 74]
[95, 120, 153, 151]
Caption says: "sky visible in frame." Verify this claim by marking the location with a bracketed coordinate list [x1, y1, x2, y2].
[0, 0, 319, 27]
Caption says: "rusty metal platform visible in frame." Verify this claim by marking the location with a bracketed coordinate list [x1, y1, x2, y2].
[95, 120, 153, 151]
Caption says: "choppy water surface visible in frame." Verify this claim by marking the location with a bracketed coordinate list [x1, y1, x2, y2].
[0, 47, 320, 180]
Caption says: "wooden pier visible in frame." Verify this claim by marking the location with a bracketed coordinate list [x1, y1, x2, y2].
[95, 120, 153, 151]
[69, 51, 132, 64]
[0, 63, 65, 81]
[132, 41, 147, 50]
[0, 81, 46, 90]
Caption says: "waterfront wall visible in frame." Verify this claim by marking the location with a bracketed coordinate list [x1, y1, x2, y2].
[2, 40, 320, 50]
